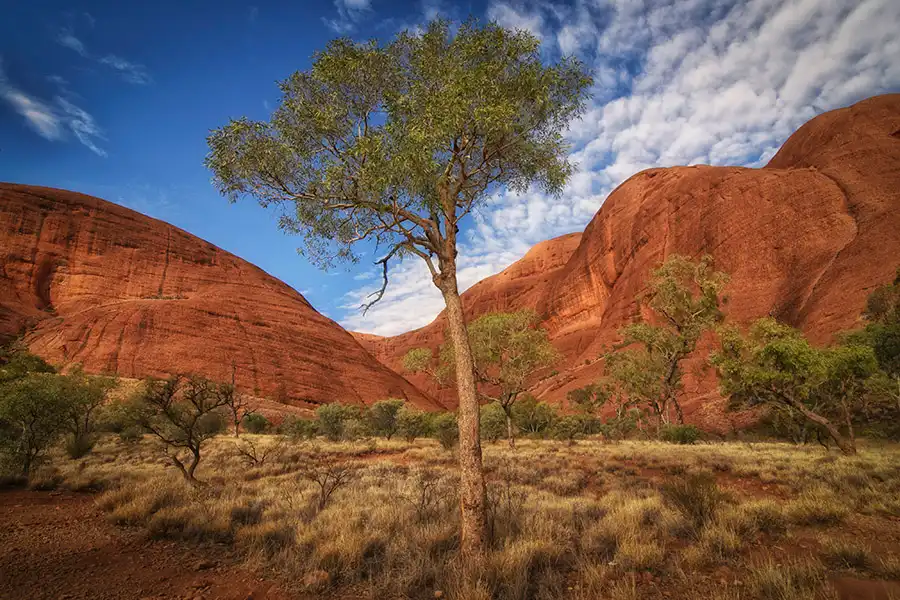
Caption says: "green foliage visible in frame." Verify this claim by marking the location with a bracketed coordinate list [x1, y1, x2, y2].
[465, 311, 559, 402]
[316, 402, 350, 442]
[242, 413, 270, 434]
[396, 405, 432, 442]
[0, 361, 115, 473]
[0, 374, 70, 475]
[480, 402, 508, 443]
[432, 412, 459, 450]
[402, 349, 434, 376]
[712, 318, 881, 453]
[603, 255, 729, 428]
[277, 415, 318, 440]
[511, 394, 556, 436]
[552, 414, 594, 443]
[205, 19, 592, 271]
[659, 424, 701, 445]
[566, 383, 609, 415]
[367, 398, 406, 439]
[0, 344, 55, 383]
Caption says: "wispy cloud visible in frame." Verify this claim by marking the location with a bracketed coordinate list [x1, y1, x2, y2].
[0, 59, 106, 156]
[324, 0, 373, 34]
[56, 24, 152, 85]
[99, 54, 152, 85]
[341, 0, 900, 336]
[56, 28, 88, 56]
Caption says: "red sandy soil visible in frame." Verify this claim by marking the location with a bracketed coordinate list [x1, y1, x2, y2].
[0, 490, 287, 600]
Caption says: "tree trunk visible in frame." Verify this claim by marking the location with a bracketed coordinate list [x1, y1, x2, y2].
[787, 398, 856, 456]
[186, 447, 202, 481]
[440, 280, 488, 558]
[505, 410, 515, 448]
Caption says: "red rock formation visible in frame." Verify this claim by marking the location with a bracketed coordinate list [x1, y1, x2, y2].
[357, 94, 900, 427]
[0, 184, 437, 410]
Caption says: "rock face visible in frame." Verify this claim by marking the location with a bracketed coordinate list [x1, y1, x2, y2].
[356, 94, 900, 426]
[0, 184, 436, 410]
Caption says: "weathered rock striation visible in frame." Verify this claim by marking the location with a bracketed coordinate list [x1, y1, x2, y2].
[0, 184, 436, 409]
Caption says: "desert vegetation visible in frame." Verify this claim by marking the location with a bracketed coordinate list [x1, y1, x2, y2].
[16, 431, 900, 600]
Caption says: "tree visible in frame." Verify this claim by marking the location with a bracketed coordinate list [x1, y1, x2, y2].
[604, 255, 729, 429]
[711, 318, 870, 455]
[221, 362, 256, 437]
[0, 374, 69, 476]
[857, 269, 900, 412]
[368, 398, 405, 439]
[132, 375, 228, 483]
[511, 394, 556, 436]
[59, 367, 116, 458]
[316, 403, 350, 441]
[205, 19, 592, 555]
[397, 405, 431, 442]
[411, 311, 559, 447]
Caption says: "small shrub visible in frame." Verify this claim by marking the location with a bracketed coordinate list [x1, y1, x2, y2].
[432, 413, 458, 450]
[242, 413, 270, 434]
[786, 488, 849, 526]
[278, 415, 317, 440]
[118, 426, 143, 443]
[660, 424, 701, 444]
[65, 434, 96, 459]
[661, 472, 723, 530]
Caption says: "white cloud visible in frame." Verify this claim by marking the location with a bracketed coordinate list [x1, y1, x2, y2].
[324, 0, 373, 34]
[0, 59, 106, 156]
[99, 55, 152, 85]
[56, 28, 87, 56]
[337, 0, 900, 336]
[56, 25, 152, 85]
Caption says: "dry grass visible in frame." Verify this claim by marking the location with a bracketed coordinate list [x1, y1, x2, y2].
[27, 434, 900, 599]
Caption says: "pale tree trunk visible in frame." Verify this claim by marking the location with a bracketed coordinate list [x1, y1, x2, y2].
[440, 277, 488, 558]
[506, 411, 515, 448]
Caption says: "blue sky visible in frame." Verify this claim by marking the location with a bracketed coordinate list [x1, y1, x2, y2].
[2, 0, 898, 336]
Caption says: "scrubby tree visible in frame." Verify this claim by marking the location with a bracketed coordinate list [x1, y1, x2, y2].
[220, 362, 256, 437]
[60, 367, 117, 458]
[857, 270, 900, 412]
[604, 255, 729, 429]
[711, 319, 879, 455]
[368, 398, 406, 439]
[205, 19, 592, 554]
[410, 311, 559, 447]
[131, 375, 228, 483]
[397, 405, 432, 442]
[0, 374, 69, 476]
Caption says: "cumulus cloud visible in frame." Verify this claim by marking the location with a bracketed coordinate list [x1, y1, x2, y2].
[0, 59, 106, 155]
[337, 0, 900, 335]
[324, 0, 373, 34]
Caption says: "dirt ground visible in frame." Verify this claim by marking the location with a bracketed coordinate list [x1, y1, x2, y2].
[0, 489, 287, 600]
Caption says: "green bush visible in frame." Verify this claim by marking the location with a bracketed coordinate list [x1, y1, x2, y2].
[432, 412, 458, 450]
[242, 413, 270, 434]
[316, 403, 350, 441]
[396, 406, 431, 442]
[480, 402, 507, 443]
[118, 426, 144, 443]
[277, 415, 317, 440]
[367, 399, 405, 439]
[660, 424, 701, 445]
